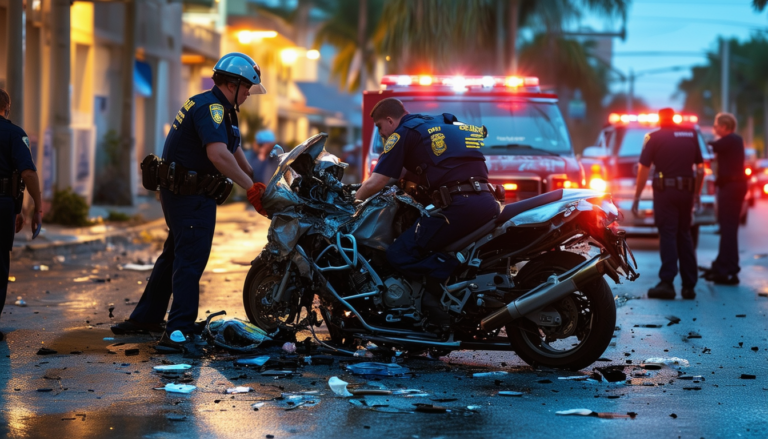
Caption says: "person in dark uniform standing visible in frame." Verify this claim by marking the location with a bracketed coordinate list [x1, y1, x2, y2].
[111, 53, 266, 357]
[632, 108, 704, 300]
[702, 113, 747, 285]
[356, 98, 500, 326]
[0, 88, 43, 342]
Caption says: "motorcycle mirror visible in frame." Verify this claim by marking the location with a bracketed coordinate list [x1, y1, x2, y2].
[269, 144, 284, 159]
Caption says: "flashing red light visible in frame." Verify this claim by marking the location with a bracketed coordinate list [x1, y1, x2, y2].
[608, 112, 699, 125]
[763, 183, 768, 195]
[745, 167, 752, 176]
[380, 75, 540, 90]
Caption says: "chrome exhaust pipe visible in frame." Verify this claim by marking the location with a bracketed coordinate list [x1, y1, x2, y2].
[481, 254, 606, 331]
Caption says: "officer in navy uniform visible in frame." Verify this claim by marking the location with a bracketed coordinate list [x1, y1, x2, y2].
[111, 53, 267, 357]
[356, 98, 500, 326]
[0, 88, 43, 342]
[632, 108, 704, 300]
[702, 112, 747, 285]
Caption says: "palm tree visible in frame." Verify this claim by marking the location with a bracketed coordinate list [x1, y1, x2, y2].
[313, 0, 384, 91]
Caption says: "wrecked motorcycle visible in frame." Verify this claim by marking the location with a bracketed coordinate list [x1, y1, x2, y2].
[243, 133, 638, 370]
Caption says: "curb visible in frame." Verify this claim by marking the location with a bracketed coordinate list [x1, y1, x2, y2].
[15, 217, 168, 258]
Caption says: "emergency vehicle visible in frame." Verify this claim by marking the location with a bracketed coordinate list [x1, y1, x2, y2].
[582, 112, 749, 245]
[361, 75, 588, 203]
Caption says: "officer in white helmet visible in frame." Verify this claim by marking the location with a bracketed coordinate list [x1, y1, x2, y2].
[112, 53, 268, 357]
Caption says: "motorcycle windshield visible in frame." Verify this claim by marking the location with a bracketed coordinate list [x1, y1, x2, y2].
[507, 189, 620, 226]
[262, 133, 329, 213]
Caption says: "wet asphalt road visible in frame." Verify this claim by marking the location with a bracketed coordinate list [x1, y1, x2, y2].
[1, 202, 767, 439]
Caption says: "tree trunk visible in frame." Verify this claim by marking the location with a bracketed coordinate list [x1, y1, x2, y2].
[508, 0, 520, 74]
[117, 0, 137, 205]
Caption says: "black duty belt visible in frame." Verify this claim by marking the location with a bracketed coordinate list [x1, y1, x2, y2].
[141, 154, 233, 205]
[652, 176, 695, 192]
[431, 177, 498, 208]
[0, 172, 25, 214]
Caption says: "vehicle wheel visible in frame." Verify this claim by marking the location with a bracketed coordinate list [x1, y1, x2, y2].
[243, 256, 300, 333]
[691, 225, 700, 249]
[506, 251, 616, 371]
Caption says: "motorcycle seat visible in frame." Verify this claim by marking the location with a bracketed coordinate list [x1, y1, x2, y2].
[496, 189, 564, 224]
[442, 220, 497, 253]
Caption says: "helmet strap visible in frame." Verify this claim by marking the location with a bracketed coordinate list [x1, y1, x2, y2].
[233, 78, 241, 112]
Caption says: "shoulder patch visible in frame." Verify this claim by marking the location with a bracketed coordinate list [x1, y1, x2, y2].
[383, 133, 400, 154]
[22, 136, 30, 149]
[210, 104, 225, 127]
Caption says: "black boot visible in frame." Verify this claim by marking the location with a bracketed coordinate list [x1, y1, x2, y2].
[648, 281, 676, 299]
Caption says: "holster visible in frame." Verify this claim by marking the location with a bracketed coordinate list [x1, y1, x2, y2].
[10, 171, 24, 214]
[652, 176, 695, 192]
[140, 154, 233, 205]
[141, 154, 161, 191]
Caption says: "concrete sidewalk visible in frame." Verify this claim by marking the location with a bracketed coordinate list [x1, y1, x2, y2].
[13, 195, 256, 258]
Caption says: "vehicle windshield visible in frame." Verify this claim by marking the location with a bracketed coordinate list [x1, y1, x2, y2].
[371, 99, 572, 155]
[613, 126, 710, 159]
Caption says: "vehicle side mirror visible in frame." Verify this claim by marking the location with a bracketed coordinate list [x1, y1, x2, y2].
[269, 144, 284, 159]
[582, 146, 606, 158]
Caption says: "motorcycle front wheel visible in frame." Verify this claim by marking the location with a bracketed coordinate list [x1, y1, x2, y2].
[506, 251, 616, 371]
[242, 256, 300, 333]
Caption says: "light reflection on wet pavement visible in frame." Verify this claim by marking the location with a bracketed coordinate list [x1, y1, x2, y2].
[1, 202, 767, 438]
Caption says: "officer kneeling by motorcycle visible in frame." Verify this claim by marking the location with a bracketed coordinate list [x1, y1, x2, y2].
[112, 53, 269, 357]
[356, 98, 501, 327]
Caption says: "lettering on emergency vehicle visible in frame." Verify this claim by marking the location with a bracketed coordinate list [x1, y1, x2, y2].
[210, 104, 225, 127]
[383, 133, 400, 154]
[431, 133, 447, 156]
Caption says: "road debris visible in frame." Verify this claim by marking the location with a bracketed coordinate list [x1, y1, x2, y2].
[345, 362, 410, 377]
[740, 374, 757, 380]
[120, 263, 155, 271]
[644, 357, 689, 368]
[473, 371, 508, 378]
[153, 364, 192, 372]
[236, 356, 270, 366]
[595, 366, 626, 382]
[36, 347, 57, 355]
[556, 409, 636, 419]
[226, 387, 253, 394]
[328, 377, 354, 397]
[205, 315, 272, 352]
[161, 383, 196, 394]
[282, 342, 296, 353]
[558, 376, 589, 381]
[665, 315, 681, 326]
[498, 391, 524, 397]
[33, 265, 49, 271]
[14, 296, 26, 307]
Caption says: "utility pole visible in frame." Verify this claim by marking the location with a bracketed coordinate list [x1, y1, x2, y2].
[7, 0, 25, 128]
[627, 68, 635, 113]
[117, 0, 137, 205]
[508, 0, 520, 74]
[721, 39, 730, 113]
[495, 0, 504, 73]
[51, 0, 72, 190]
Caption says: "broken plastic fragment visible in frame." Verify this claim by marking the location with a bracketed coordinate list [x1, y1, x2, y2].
[282, 342, 296, 354]
[558, 376, 588, 381]
[556, 409, 594, 416]
[498, 391, 524, 397]
[236, 356, 270, 366]
[473, 371, 508, 378]
[252, 402, 266, 410]
[392, 389, 429, 397]
[226, 387, 253, 394]
[328, 377, 353, 397]
[14, 296, 26, 307]
[36, 347, 57, 355]
[121, 263, 155, 271]
[34, 265, 49, 271]
[103, 337, 115, 341]
[153, 364, 192, 372]
[665, 315, 681, 326]
[163, 383, 196, 394]
[643, 357, 689, 368]
[345, 362, 410, 377]
[353, 348, 373, 358]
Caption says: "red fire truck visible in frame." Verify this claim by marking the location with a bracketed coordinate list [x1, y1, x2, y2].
[361, 75, 592, 203]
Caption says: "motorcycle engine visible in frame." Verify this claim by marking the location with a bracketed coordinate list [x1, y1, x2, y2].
[382, 277, 414, 308]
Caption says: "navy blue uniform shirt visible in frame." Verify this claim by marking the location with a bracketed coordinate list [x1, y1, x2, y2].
[639, 125, 702, 178]
[708, 133, 745, 181]
[162, 87, 240, 175]
[0, 116, 37, 179]
[374, 113, 488, 189]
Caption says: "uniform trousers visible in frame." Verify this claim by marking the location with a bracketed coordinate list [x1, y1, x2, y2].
[711, 181, 748, 276]
[0, 197, 15, 321]
[653, 188, 697, 288]
[130, 188, 216, 334]
[386, 192, 499, 281]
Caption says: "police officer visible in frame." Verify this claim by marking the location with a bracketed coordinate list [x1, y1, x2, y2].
[0, 88, 43, 342]
[702, 112, 746, 285]
[356, 98, 500, 326]
[111, 53, 267, 357]
[632, 108, 704, 300]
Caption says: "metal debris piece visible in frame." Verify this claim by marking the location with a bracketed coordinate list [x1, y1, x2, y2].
[644, 357, 689, 368]
[153, 364, 192, 372]
[226, 387, 253, 394]
[345, 362, 410, 378]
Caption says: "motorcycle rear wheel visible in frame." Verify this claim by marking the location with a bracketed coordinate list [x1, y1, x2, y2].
[506, 251, 616, 371]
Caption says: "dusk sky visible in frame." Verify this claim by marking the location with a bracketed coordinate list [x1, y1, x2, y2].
[584, 0, 768, 111]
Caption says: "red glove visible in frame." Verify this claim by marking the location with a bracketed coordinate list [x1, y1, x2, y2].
[247, 182, 268, 216]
